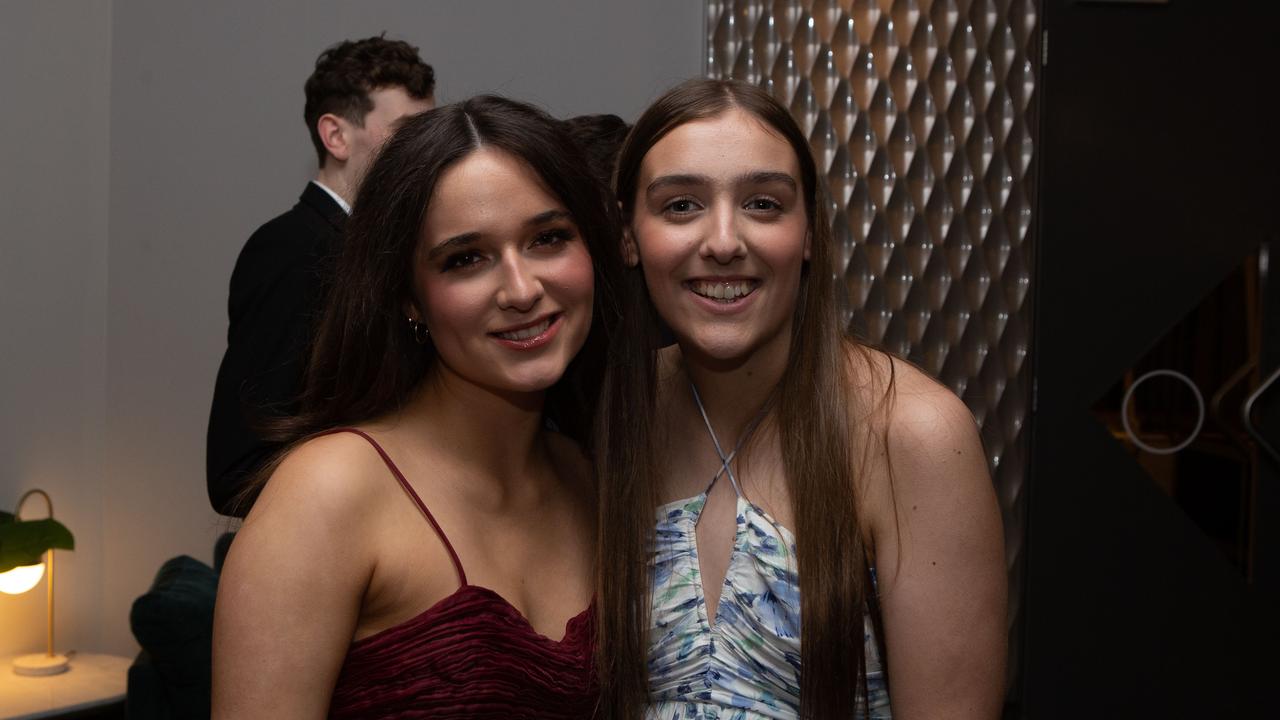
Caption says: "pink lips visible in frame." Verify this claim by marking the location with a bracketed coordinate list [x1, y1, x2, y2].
[489, 313, 563, 351]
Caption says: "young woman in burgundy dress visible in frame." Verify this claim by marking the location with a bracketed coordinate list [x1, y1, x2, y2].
[213, 96, 623, 719]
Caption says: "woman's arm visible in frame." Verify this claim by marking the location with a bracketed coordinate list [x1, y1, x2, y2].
[212, 434, 379, 720]
[865, 362, 1008, 719]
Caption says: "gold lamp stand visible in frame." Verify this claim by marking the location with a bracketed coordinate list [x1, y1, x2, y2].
[11, 490, 69, 676]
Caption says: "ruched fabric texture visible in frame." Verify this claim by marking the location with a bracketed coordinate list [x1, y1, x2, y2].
[329, 586, 596, 719]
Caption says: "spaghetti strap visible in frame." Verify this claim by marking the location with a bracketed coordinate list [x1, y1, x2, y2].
[316, 427, 468, 587]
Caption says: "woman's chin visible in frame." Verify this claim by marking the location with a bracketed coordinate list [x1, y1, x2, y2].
[493, 366, 570, 395]
[672, 324, 793, 370]
[677, 336, 756, 366]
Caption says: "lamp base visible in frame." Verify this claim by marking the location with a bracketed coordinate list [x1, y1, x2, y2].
[13, 653, 69, 676]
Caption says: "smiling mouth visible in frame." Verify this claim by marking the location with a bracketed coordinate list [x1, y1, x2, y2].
[492, 314, 557, 341]
[685, 279, 761, 303]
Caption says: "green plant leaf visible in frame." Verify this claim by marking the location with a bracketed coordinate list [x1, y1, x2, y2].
[0, 517, 74, 574]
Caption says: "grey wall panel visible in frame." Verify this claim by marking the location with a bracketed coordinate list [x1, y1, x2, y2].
[0, 0, 111, 660]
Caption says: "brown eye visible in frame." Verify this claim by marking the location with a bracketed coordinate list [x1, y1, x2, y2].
[532, 228, 574, 248]
[442, 250, 483, 271]
[663, 198, 700, 215]
[745, 198, 781, 212]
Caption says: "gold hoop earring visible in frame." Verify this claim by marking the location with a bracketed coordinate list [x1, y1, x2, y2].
[407, 316, 430, 345]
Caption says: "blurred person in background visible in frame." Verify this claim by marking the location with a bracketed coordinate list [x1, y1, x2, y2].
[207, 35, 434, 516]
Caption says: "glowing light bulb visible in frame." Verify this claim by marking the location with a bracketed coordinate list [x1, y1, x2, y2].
[0, 562, 45, 595]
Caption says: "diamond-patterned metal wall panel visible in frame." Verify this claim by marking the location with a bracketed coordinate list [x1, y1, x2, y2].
[706, 0, 1038, 694]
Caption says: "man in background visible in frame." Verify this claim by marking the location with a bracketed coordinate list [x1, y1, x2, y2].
[207, 36, 435, 516]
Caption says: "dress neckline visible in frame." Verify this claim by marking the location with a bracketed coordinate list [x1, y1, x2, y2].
[316, 428, 594, 648]
[351, 584, 595, 648]
[656, 491, 797, 545]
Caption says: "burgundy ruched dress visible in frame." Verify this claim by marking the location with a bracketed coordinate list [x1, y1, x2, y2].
[322, 429, 598, 719]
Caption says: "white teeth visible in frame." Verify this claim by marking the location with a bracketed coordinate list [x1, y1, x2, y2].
[689, 280, 756, 302]
[496, 318, 551, 341]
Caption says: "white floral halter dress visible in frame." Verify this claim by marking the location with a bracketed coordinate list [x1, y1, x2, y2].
[646, 383, 892, 719]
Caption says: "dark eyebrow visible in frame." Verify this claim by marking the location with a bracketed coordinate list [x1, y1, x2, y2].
[740, 171, 797, 191]
[425, 209, 572, 260]
[646, 174, 712, 196]
[526, 208, 572, 227]
[645, 171, 798, 197]
[426, 232, 480, 260]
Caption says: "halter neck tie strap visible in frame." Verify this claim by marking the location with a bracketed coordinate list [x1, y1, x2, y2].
[689, 380, 773, 500]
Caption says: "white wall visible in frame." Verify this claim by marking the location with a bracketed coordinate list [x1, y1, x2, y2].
[3, 0, 702, 657]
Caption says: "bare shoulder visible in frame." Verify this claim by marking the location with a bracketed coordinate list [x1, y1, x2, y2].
[222, 429, 393, 622]
[844, 346, 994, 556]
[886, 357, 983, 467]
[242, 429, 394, 538]
[845, 346, 984, 482]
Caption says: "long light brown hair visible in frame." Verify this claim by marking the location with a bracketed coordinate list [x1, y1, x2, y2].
[595, 78, 882, 719]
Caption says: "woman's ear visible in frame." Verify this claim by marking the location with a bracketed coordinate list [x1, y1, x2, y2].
[803, 228, 812, 262]
[622, 226, 640, 268]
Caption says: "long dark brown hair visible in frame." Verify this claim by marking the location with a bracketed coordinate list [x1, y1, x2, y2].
[595, 78, 881, 719]
[240, 95, 622, 509]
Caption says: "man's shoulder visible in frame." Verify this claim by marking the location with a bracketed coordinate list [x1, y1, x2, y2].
[235, 189, 339, 273]
[245, 191, 337, 254]
[225, 188, 342, 313]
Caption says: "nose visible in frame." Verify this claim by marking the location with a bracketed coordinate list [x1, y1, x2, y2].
[699, 203, 747, 264]
[495, 254, 543, 312]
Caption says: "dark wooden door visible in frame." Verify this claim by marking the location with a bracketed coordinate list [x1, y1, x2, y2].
[1021, 1, 1279, 717]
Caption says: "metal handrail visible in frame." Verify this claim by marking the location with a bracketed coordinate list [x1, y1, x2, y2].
[1242, 366, 1280, 465]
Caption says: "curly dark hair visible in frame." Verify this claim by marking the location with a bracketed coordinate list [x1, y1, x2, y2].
[303, 34, 435, 166]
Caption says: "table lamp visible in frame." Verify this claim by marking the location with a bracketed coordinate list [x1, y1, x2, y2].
[0, 489, 75, 676]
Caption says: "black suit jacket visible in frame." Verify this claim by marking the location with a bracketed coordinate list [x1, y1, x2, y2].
[206, 183, 345, 516]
